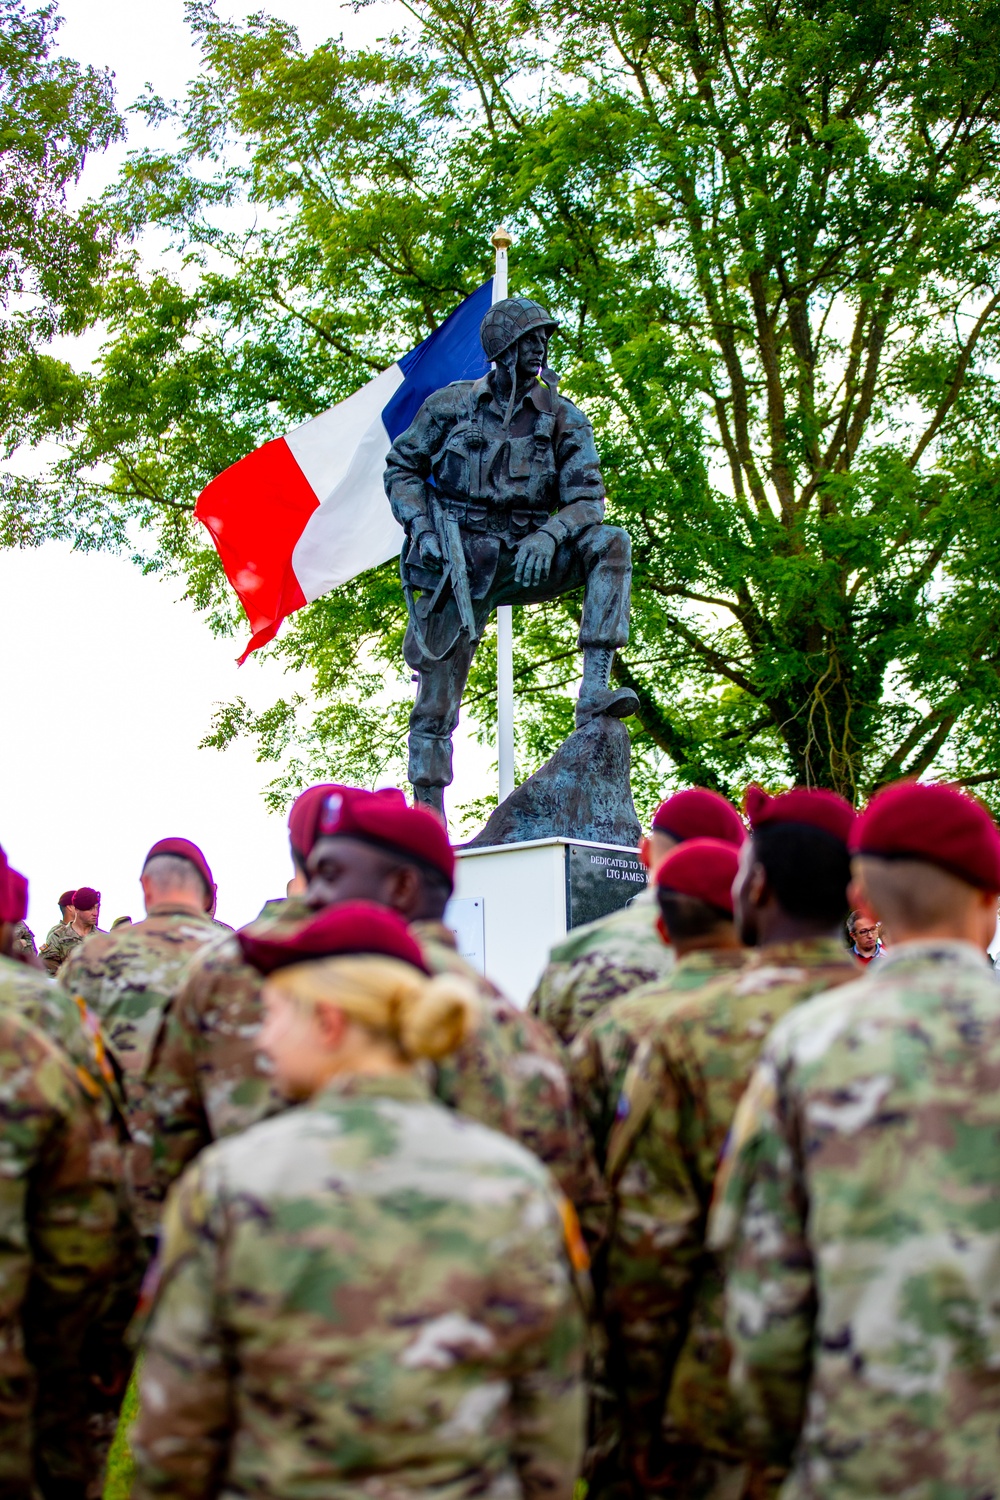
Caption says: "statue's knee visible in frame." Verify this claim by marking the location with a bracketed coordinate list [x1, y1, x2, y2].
[602, 524, 631, 563]
[583, 522, 630, 567]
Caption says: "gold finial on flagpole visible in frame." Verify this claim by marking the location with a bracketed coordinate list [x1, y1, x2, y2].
[491, 226, 513, 251]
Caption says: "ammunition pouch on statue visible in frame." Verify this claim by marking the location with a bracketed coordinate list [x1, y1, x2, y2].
[434, 497, 553, 537]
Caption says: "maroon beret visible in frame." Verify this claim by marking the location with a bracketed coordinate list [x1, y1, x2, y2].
[238, 899, 430, 976]
[851, 780, 1000, 891]
[655, 837, 741, 916]
[145, 838, 215, 896]
[315, 786, 456, 888]
[72, 886, 100, 911]
[58, 890, 76, 910]
[652, 788, 746, 847]
[288, 783, 346, 860]
[745, 785, 856, 845]
[0, 848, 28, 925]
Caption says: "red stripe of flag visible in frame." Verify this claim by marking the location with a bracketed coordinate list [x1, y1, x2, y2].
[195, 436, 320, 664]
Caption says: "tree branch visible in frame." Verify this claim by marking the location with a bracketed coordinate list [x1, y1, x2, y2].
[908, 290, 1000, 468]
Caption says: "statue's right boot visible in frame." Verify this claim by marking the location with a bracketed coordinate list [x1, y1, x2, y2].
[411, 782, 447, 823]
[576, 646, 640, 728]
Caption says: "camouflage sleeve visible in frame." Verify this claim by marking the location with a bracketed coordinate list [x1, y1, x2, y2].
[132, 1161, 234, 1500]
[708, 1053, 814, 1465]
[38, 931, 67, 976]
[530, 951, 660, 1048]
[143, 998, 213, 1204]
[529, 952, 621, 1046]
[568, 1012, 639, 1170]
[601, 1036, 704, 1450]
[12, 922, 36, 957]
[506, 1194, 589, 1500]
[527, 958, 579, 1044]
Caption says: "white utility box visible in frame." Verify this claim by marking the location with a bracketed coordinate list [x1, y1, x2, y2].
[445, 838, 646, 1006]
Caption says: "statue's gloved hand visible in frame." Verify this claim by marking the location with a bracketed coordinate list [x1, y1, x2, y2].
[417, 530, 444, 569]
[514, 531, 556, 588]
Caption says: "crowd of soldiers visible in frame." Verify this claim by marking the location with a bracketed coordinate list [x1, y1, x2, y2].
[1, 774, 999, 1500]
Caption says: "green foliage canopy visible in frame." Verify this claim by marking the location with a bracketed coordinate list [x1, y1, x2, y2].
[6, 0, 1000, 821]
[0, 0, 120, 354]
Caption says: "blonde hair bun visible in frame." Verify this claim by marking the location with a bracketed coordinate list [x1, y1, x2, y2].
[268, 955, 479, 1062]
[398, 972, 479, 1060]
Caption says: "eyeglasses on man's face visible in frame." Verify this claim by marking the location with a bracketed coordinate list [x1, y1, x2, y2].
[854, 924, 880, 939]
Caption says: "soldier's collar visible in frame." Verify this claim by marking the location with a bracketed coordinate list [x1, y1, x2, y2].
[872, 937, 994, 972]
[675, 947, 746, 971]
[145, 902, 214, 920]
[752, 935, 856, 967]
[313, 1072, 433, 1107]
[409, 917, 455, 949]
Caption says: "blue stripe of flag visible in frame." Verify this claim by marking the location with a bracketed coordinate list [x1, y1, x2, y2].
[381, 280, 494, 443]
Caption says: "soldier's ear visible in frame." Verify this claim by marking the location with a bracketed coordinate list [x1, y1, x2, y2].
[314, 999, 348, 1049]
[744, 858, 769, 911]
[385, 863, 422, 919]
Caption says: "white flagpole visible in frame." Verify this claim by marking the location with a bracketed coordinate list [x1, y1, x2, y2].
[491, 227, 516, 803]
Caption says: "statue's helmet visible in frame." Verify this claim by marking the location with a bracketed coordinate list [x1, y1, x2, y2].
[480, 296, 559, 362]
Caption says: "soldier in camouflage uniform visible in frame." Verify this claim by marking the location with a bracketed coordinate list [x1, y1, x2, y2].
[58, 839, 226, 1238]
[0, 1007, 141, 1500]
[145, 786, 602, 1237]
[603, 787, 859, 1498]
[132, 904, 586, 1500]
[0, 841, 140, 1499]
[42, 890, 75, 947]
[530, 788, 746, 1044]
[39, 885, 103, 974]
[571, 838, 746, 1500]
[570, 840, 745, 1174]
[711, 780, 1000, 1498]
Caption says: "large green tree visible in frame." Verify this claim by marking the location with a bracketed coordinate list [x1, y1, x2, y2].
[6, 0, 1000, 821]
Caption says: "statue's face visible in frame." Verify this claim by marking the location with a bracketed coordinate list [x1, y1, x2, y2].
[514, 326, 549, 377]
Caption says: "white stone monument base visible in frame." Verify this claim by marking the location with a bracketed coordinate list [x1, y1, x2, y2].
[445, 837, 646, 1006]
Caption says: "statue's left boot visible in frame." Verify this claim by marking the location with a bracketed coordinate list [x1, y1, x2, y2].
[576, 646, 640, 729]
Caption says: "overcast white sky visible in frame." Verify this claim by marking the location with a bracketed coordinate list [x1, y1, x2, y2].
[2, 0, 494, 936]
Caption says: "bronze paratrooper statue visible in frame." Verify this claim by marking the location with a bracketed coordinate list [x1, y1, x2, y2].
[385, 296, 637, 818]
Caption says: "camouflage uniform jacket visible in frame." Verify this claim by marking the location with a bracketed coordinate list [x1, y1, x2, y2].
[414, 918, 605, 1232]
[0, 1008, 141, 1497]
[39, 920, 104, 975]
[58, 905, 231, 1237]
[603, 937, 858, 1477]
[570, 948, 748, 1172]
[529, 890, 675, 1044]
[132, 1072, 587, 1500]
[710, 940, 1000, 1498]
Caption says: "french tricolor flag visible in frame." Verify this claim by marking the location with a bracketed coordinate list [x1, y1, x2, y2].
[196, 280, 493, 662]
